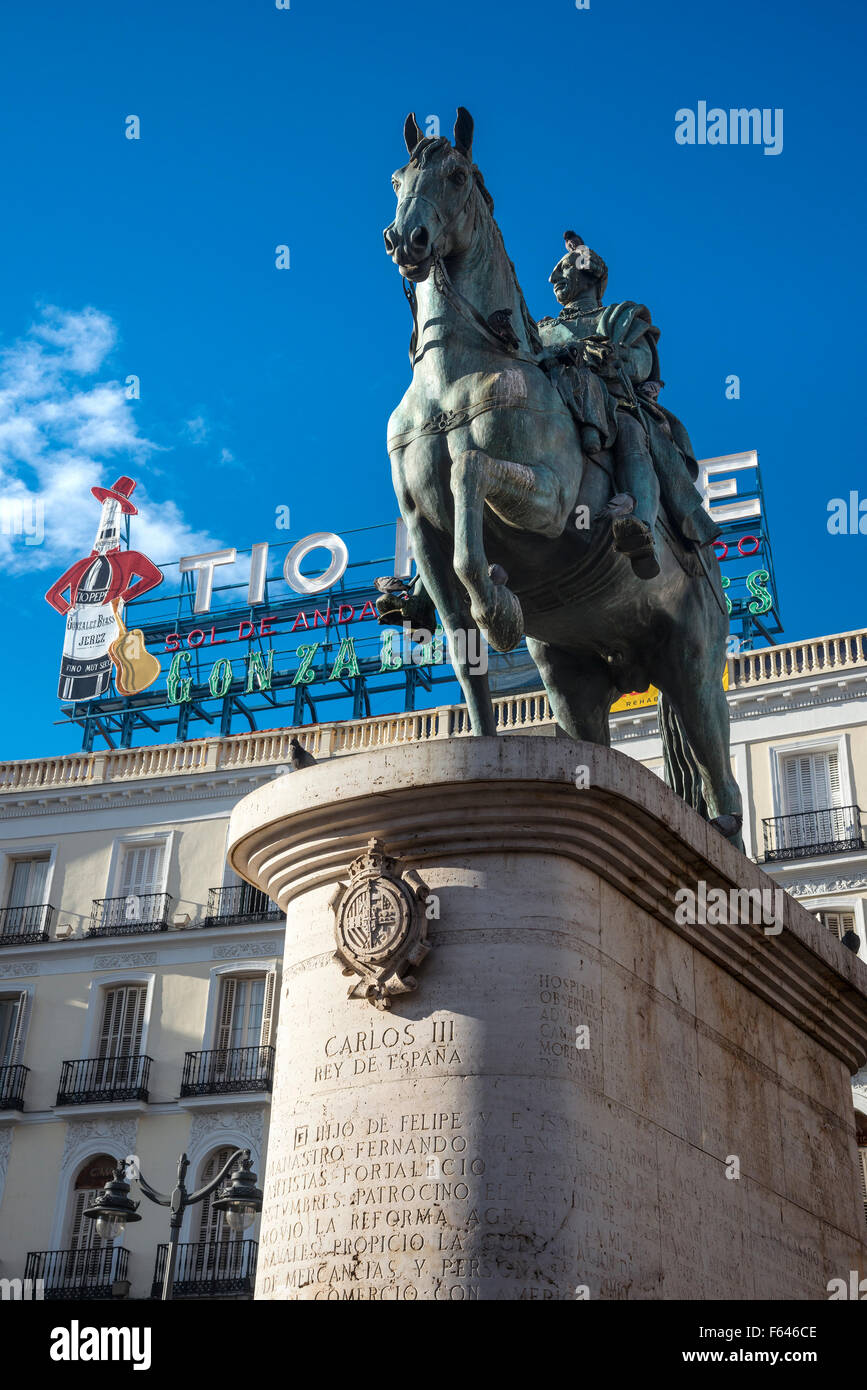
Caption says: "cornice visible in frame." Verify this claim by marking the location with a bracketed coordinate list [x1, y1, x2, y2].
[611, 677, 867, 741]
[0, 769, 277, 820]
[0, 917, 284, 976]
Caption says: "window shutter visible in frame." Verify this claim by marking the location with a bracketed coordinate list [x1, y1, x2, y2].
[0, 993, 26, 1068]
[216, 978, 237, 1052]
[827, 753, 841, 805]
[196, 1147, 237, 1250]
[260, 972, 276, 1047]
[817, 910, 855, 942]
[98, 988, 121, 1058]
[118, 844, 164, 897]
[858, 1146, 867, 1228]
[8, 990, 28, 1064]
[99, 985, 146, 1058]
[782, 755, 804, 815]
[781, 750, 840, 816]
[69, 1188, 103, 1252]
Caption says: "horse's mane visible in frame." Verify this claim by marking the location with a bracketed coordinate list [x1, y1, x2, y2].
[410, 138, 543, 355]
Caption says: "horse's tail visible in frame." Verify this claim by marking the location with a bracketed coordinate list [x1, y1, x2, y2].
[657, 691, 708, 819]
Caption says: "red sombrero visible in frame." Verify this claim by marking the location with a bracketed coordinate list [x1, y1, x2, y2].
[91, 475, 138, 515]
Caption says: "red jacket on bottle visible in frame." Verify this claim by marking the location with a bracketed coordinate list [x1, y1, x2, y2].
[45, 549, 163, 615]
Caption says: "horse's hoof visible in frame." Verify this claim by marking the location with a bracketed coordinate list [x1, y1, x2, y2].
[474, 585, 524, 653]
[710, 813, 743, 838]
[488, 563, 509, 586]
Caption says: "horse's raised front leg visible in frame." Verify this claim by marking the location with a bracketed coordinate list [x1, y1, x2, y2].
[450, 448, 569, 652]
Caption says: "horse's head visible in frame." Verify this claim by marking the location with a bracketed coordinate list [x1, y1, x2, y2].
[383, 107, 479, 282]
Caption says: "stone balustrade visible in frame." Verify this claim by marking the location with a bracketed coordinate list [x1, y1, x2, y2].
[1, 629, 864, 795]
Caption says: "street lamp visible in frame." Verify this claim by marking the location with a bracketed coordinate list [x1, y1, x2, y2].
[83, 1163, 142, 1242]
[83, 1149, 263, 1301]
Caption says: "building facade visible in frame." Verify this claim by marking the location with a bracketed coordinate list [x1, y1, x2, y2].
[1, 627, 866, 1298]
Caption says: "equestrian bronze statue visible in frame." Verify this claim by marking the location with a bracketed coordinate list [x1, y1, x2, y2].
[380, 107, 743, 847]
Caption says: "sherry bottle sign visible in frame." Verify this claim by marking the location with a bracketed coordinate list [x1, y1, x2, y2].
[45, 476, 164, 702]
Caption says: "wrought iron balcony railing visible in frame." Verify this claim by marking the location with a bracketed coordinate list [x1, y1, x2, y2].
[87, 892, 172, 937]
[762, 805, 863, 862]
[151, 1239, 258, 1298]
[25, 1245, 129, 1300]
[0, 903, 53, 944]
[0, 1063, 29, 1111]
[204, 883, 281, 927]
[56, 1053, 152, 1106]
[180, 1045, 275, 1097]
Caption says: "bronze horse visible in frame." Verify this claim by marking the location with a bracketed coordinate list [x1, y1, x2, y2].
[383, 108, 743, 846]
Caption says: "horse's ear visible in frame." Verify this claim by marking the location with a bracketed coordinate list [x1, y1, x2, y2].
[404, 112, 423, 155]
[454, 106, 474, 159]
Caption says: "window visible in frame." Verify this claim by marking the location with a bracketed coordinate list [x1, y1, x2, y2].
[114, 843, 165, 915]
[772, 748, 858, 857]
[95, 840, 170, 935]
[856, 1120, 867, 1228]
[215, 975, 275, 1053]
[68, 1155, 117, 1252]
[0, 992, 26, 1067]
[780, 749, 841, 817]
[7, 857, 50, 908]
[195, 1147, 240, 1247]
[815, 909, 856, 943]
[95, 985, 146, 1088]
[3, 856, 51, 937]
[99, 985, 146, 1058]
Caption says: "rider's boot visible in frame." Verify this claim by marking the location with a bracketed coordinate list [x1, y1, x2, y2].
[608, 450, 661, 579]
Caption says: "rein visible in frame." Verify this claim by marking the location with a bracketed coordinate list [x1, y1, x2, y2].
[400, 177, 540, 368]
[401, 246, 540, 370]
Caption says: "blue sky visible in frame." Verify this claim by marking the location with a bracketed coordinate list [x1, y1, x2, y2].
[0, 0, 864, 759]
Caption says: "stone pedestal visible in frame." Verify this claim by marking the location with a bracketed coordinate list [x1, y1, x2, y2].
[228, 737, 867, 1301]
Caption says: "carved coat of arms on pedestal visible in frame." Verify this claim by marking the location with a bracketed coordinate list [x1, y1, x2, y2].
[329, 838, 431, 1009]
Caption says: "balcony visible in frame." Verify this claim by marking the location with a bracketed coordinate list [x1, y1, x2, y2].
[204, 884, 281, 927]
[87, 892, 172, 937]
[25, 1246, 129, 1300]
[0, 903, 53, 945]
[181, 1045, 275, 1097]
[763, 805, 863, 862]
[56, 1054, 152, 1106]
[0, 1063, 29, 1111]
[151, 1239, 258, 1299]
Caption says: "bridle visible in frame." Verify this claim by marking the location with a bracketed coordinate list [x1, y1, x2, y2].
[397, 175, 538, 367]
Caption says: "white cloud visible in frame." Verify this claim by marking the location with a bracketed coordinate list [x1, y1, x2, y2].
[184, 415, 209, 445]
[0, 306, 222, 573]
